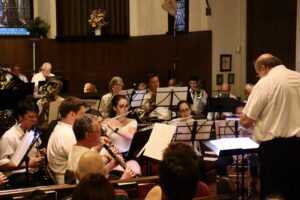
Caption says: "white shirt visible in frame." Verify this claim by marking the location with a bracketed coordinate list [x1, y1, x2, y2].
[47, 121, 76, 184]
[18, 74, 28, 83]
[243, 65, 300, 142]
[67, 145, 90, 172]
[106, 119, 137, 153]
[0, 125, 38, 175]
[31, 72, 55, 94]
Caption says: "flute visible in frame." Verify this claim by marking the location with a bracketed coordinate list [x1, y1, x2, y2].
[111, 110, 132, 120]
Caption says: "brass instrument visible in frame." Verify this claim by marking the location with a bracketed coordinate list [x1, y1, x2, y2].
[133, 91, 156, 122]
[37, 78, 63, 126]
[192, 89, 204, 99]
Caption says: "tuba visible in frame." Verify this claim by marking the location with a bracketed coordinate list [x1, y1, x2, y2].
[37, 78, 63, 126]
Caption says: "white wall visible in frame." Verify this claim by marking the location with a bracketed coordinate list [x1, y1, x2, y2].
[35, 0, 247, 97]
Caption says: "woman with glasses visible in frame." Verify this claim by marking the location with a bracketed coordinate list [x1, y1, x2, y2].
[169, 100, 207, 183]
[101, 95, 141, 175]
[100, 76, 124, 119]
[103, 95, 137, 155]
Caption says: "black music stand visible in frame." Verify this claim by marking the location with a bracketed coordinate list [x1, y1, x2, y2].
[11, 128, 42, 186]
[129, 90, 146, 108]
[173, 119, 213, 144]
[203, 137, 259, 200]
[207, 97, 239, 113]
[155, 87, 188, 118]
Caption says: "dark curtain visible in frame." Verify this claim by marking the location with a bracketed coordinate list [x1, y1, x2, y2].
[56, 0, 129, 37]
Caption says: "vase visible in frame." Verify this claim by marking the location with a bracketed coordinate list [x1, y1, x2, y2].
[95, 28, 101, 36]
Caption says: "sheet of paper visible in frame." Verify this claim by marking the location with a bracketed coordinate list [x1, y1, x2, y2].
[11, 130, 35, 166]
[130, 90, 146, 107]
[120, 89, 134, 100]
[143, 123, 176, 160]
[48, 99, 64, 123]
[155, 87, 187, 106]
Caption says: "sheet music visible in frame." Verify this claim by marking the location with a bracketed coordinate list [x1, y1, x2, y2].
[156, 87, 188, 107]
[143, 123, 176, 160]
[48, 99, 63, 123]
[130, 90, 146, 107]
[174, 120, 213, 141]
[82, 99, 101, 110]
[204, 137, 259, 156]
[11, 130, 35, 166]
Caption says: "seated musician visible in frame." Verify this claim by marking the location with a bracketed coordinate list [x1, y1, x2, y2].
[169, 100, 207, 182]
[47, 97, 86, 184]
[145, 143, 209, 200]
[207, 81, 238, 120]
[0, 172, 8, 189]
[141, 73, 171, 120]
[67, 114, 136, 182]
[0, 99, 45, 188]
[83, 82, 98, 93]
[101, 95, 141, 174]
[187, 76, 208, 118]
[99, 76, 124, 119]
[31, 62, 55, 94]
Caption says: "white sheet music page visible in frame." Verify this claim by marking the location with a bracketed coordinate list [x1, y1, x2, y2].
[143, 123, 176, 160]
[208, 137, 259, 155]
[48, 99, 64, 123]
[11, 130, 35, 166]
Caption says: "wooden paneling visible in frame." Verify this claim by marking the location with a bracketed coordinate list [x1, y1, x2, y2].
[0, 32, 212, 95]
[56, 0, 129, 37]
[247, 0, 297, 84]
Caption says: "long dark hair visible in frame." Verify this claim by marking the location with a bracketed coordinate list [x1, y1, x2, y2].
[109, 95, 129, 118]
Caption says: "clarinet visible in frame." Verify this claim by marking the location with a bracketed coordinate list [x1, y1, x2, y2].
[99, 139, 127, 170]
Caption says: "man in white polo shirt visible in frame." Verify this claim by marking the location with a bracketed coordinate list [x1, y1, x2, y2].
[240, 53, 300, 200]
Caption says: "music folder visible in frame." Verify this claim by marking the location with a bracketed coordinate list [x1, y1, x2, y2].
[203, 137, 259, 157]
[137, 123, 176, 161]
[11, 128, 41, 167]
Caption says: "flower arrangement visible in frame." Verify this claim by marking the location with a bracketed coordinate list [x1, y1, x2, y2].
[88, 9, 108, 29]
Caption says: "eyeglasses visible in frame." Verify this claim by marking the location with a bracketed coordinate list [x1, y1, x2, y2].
[179, 108, 190, 113]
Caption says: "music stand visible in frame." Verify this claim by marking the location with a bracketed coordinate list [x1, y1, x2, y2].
[203, 137, 259, 200]
[120, 89, 134, 103]
[10, 127, 42, 185]
[207, 97, 239, 113]
[155, 87, 188, 116]
[173, 119, 213, 143]
[128, 90, 146, 108]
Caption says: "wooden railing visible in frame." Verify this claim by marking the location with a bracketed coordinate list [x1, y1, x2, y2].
[0, 175, 159, 200]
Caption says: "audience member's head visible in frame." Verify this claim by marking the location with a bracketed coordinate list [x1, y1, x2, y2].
[72, 173, 116, 200]
[109, 76, 124, 94]
[158, 143, 199, 200]
[168, 78, 177, 87]
[145, 73, 159, 92]
[76, 151, 105, 180]
[73, 114, 100, 148]
[40, 62, 52, 78]
[84, 82, 97, 93]
[264, 193, 285, 200]
[59, 96, 86, 119]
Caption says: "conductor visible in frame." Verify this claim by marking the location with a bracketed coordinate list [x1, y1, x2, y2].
[240, 53, 300, 200]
